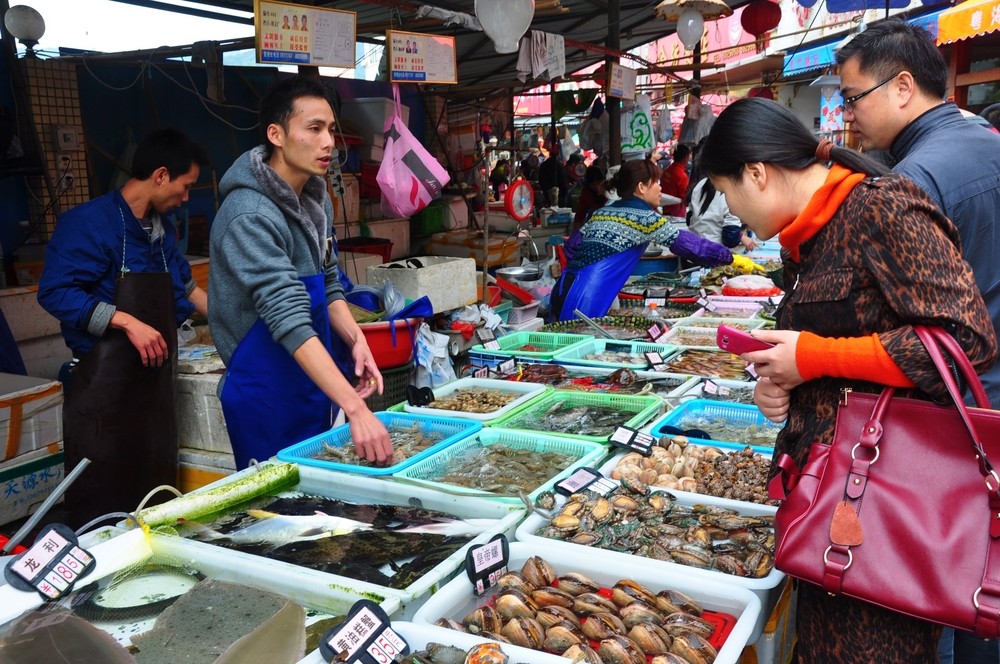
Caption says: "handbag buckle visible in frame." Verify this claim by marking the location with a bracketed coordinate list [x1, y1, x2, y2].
[986, 469, 1000, 493]
[823, 545, 853, 571]
[850, 442, 880, 465]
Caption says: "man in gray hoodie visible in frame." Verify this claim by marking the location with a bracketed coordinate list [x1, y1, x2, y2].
[209, 76, 391, 469]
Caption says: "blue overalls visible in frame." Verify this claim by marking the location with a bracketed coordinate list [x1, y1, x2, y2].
[550, 243, 646, 321]
[220, 273, 354, 469]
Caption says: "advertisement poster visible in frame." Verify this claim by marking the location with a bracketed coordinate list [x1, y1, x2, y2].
[388, 30, 457, 84]
[255, 0, 355, 67]
[608, 63, 638, 100]
[820, 89, 845, 144]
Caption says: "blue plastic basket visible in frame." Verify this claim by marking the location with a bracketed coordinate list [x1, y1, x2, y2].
[552, 339, 679, 370]
[276, 412, 482, 476]
[649, 399, 782, 454]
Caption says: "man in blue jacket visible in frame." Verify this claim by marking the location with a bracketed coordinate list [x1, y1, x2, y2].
[38, 128, 209, 527]
[837, 19, 1000, 664]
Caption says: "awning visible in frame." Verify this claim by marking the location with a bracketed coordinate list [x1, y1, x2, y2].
[784, 41, 839, 76]
[938, 0, 1000, 44]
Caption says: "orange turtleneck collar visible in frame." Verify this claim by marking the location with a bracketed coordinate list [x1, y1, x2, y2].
[780, 164, 866, 262]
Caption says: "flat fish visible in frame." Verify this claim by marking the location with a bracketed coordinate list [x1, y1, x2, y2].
[0, 610, 136, 663]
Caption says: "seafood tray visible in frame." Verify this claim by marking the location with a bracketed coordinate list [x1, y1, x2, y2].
[297, 620, 572, 664]
[513, 493, 782, 645]
[650, 400, 783, 454]
[552, 339, 680, 371]
[487, 390, 664, 444]
[148, 462, 525, 612]
[707, 294, 784, 305]
[662, 323, 762, 350]
[511, 364, 699, 402]
[469, 332, 593, 361]
[276, 412, 482, 476]
[392, 428, 608, 504]
[402, 377, 550, 422]
[678, 377, 757, 405]
[662, 349, 753, 381]
[690, 301, 764, 319]
[670, 317, 765, 332]
[411, 541, 761, 664]
[540, 315, 653, 340]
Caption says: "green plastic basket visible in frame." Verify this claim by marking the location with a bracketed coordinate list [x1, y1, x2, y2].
[552, 339, 679, 370]
[392, 428, 609, 503]
[469, 331, 592, 361]
[487, 389, 664, 444]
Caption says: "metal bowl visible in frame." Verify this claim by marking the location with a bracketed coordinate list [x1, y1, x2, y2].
[496, 266, 542, 282]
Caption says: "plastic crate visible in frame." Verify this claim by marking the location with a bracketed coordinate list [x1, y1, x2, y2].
[402, 377, 549, 422]
[679, 377, 758, 405]
[366, 362, 413, 411]
[338, 236, 393, 263]
[661, 322, 764, 349]
[507, 300, 541, 324]
[493, 299, 513, 324]
[393, 428, 608, 503]
[649, 399, 782, 454]
[692, 301, 764, 319]
[411, 204, 446, 235]
[469, 331, 591, 361]
[276, 411, 482, 476]
[663, 349, 755, 381]
[487, 389, 664, 443]
[552, 338, 679, 370]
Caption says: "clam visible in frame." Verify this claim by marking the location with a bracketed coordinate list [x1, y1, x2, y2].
[620, 601, 664, 629]
[580, 612, 626, 641]
[495, 588, 539, 620]
[435, 618, 467, 632]
[597, 635, 647, 664]
[590, 497, 613, 523]
[550, 514, 582, 533]
[661, 612, 715, 639]
[611, 580, 658, 608]
[535, 605, 581, 629]
[556, 572, 601, 596]
[464, 643, 509, 664]
[562, 644, 604, 664]
[649, 654, 689, 664]
[496, 571, 536, 594]
[521, 556, 557, 587]
[712, 554, 748, 577]
[569, 531, 604, 546]
[501, 616, 545, 649]
[531, 586, 576, 609]
[480, 631, 512, 644]
[627, 623, 673, 655]
[425, 643, 469, 664]
[543, 624, 585, 652]
[656, 590, 703, 617]
[609, 494, 640, 513]
[669, 632, 717, 664]
[462, 606, 503, 635]
[535, 490, 556, 511]
[573, 592, 619, 616]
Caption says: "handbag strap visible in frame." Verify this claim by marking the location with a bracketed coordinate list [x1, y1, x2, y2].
[916, 326, 990, 408]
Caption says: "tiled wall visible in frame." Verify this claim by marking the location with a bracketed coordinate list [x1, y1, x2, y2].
[21, 58, 91, 241]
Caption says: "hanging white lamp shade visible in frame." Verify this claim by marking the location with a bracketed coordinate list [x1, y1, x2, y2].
[676, 7, 705, 51]
[475, 0, 535, 54]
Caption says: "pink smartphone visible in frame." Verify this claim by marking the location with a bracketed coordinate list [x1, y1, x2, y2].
[716, 324, 775, 355]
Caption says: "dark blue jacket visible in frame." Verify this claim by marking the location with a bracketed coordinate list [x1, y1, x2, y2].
[890, 102, 1000, 404]
[37, 189, 195, 356]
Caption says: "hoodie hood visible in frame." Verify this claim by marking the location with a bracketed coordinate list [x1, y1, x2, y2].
[219, 146, 329, 259]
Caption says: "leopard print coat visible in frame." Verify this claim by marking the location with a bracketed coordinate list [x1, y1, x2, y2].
[773, 173, 997, 664]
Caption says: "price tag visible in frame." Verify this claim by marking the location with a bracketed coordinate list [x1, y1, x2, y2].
[4, 524, 95, 601]
[473, 366, 490, 379]
[703, 379, 731, 397]
[745, 363, 761, 381]
[643, 351, 669, 372]
[647, 324, 667, 343]
[497, 358, 517, 376]
[476, 328, 501, 351]
[405, 385, 435, 407]
[643, 297, 667, 307]
[320, 600, 409, 664]
[464, 533, 510, 596]
[609, 426, 656, 456]
[554, 467, 617, 497]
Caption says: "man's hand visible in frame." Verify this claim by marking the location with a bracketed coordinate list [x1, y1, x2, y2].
[351, 336, 383, 399]
[347, 408, 393, 465]
[112, 312, 168, 367]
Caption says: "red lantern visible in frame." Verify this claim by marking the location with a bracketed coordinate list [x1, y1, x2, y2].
[741, 0, 781, 52]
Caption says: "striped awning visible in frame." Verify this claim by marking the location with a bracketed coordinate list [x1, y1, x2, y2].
[938, 0, 1000, 44]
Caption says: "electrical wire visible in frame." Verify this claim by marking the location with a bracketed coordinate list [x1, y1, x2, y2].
[151, 61, 259, 132]
[13, 160, 74, 252]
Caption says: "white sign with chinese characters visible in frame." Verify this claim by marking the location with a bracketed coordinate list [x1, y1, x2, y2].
[387, 30, 458, 84]
[254, 0, 356, 67]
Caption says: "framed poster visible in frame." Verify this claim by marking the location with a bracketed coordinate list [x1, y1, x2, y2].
[255, 0, 356, 67]
[608, 63, 638, 100]
[387, 30, 458, 84]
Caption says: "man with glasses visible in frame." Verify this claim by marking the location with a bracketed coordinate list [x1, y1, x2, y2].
[837, 19, 1000, 664]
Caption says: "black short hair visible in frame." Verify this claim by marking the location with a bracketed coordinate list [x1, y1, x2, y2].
[673, 144, 691, 161]
[610, 159, 660, 199]
[259, 75, 335, 156]
[835, 19, 947, 100]
[130, 128, 209, 181]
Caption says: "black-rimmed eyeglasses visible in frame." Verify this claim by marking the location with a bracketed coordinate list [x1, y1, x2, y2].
[843, 72, 900, 112]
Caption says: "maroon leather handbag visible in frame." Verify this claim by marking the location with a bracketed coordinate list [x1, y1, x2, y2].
[769, 326, 1000, 638]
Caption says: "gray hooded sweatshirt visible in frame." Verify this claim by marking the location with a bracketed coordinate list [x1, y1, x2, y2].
[208, 147, 344, 373]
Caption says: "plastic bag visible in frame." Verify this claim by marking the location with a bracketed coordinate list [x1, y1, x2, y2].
[621, 94, 654, 158]
[414, 323, 457, 388]
[378, 83, 450, 218]
[510, 253, 559, 317]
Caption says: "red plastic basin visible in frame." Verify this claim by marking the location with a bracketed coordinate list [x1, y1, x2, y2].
[359, 317, 422, 369]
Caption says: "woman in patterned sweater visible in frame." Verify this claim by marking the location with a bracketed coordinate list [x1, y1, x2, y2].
[699, 97, 997, 664]
[549, 158, 759, 321]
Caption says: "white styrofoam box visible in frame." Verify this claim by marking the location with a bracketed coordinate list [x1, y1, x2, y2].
[297, 621, 573, 664]
[333, 172, 360, 225]
[367, 256, 477, 314]
[0, 444, 64, 527]
[179, 447, 236, 472]
[691, 301, 764, 319]
[747, 579, 797, 664]
[339, 97, 410, 146]
[439, 194, 471, 230]
[339, 250, 384, 286]
[412, 541, 761, 664]
[477, 202, 521, 233]
[368, 217, 410, 260]
[162, 461, 526, 608]
[514, 480, 781, 645]
[176, 372, 230, 454]
[402, 377, 548, 422]
[0, 373, 62, 462]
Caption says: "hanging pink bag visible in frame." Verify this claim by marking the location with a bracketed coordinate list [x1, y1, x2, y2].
[377, 84, 450, 217]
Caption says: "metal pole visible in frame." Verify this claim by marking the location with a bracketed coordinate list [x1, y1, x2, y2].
[608, 0, 622, 166]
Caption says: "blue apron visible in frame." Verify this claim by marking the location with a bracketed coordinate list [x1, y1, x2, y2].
[550, 243, 646, 321]
[220, 273, 354, 469]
